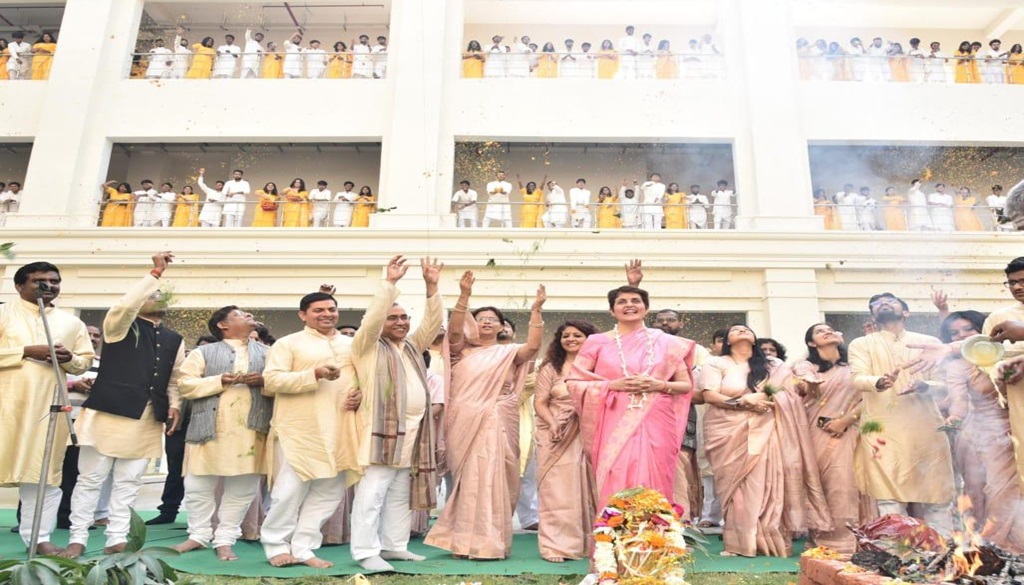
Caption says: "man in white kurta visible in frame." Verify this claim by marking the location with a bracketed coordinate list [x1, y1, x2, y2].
[213, 35, 240, 78]
[283, 34, 304, 78]
[133, 180, 158, 228]
[924, 42, 948, 83]
[928, 183, 954, 231]
[687, 185, 709, 229]
[153, 183, 176, 228]
[144, 39, 174, 79]
[63, 254, 185, 557]
[197, 169, 225, 228]
[0, 181, 22, 226]
[544, 181, 568, 228]
[241, 29, 264, 79]
[639, 174, 666, 230]
[305, 41, 327, 79]
[484, 37, 506, 78]
[221, 170, 249, 229]
[6, 33, 31, 80]
[0, 262, 93, 554]
[618, 185, 641, 228]
[849, 293, 953, 533]
[172, 31, 191, 79]
[559, 39, 579, 78]
[349, 258, 444, 571]
[710, 181, 735, 230]
[310, 181, 332, 228]
[452, 181, 478, 228]
[618, 26, 639, 79]
[864, 37, 889, 82]
[333, 181, 357, 228]
[172, 306, 268, 561]
[988, 185, 1009, 231]
[637, 34, 656, 79]
[907, 38, 926, 83]
[835, 185, 859, 230]
[260, 285, 366, 567]
[568, 179, 592, 228]
[372, 36, 388, 78]
[352, 35, 372, 78]
[483, 172, 513, 228]
[983, 39, 1007, 84]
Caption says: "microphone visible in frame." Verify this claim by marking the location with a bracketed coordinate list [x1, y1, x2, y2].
[36, 282, 54, 297]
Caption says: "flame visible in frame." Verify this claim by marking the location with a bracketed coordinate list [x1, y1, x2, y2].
[946, 496, 986, 579]
[923, 167, 934, 181]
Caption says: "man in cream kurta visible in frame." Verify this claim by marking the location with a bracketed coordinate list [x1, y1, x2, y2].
[983, 258, 1024, 489]
[848, 292, 953, 533]
[63, 253, 185, 557]
[349, 257, 444, 571]
[173, 306, 269, 561]
[0, 261, 93, 554]
[261, 260, 410, 567]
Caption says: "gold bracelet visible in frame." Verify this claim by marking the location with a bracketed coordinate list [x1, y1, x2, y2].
[529, 322, 544, 328]
[452, 307, 467, 313]
[455, 301, 469, 309]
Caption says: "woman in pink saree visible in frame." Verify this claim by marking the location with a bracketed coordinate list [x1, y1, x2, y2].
[534, 319, 600, 563]
[792, 323, 862, 553]
[424, 271, 546, 560]
[942, 311, 1024, 553]
[701, 324, 832, 558]
[567, 285, 695, 512]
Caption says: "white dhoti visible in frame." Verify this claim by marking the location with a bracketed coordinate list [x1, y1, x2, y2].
[184, 473, 260, 548]
[68, 446, 149, 548]
[350, 465, 413, 560]
[18, 484, 61, 547]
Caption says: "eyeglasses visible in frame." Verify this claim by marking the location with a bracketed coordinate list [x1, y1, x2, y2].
[1004, 280, 1024, 289]
[475, 317, 501, 323]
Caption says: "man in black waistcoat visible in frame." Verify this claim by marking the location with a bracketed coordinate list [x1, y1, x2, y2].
[61, 252, 185, 558]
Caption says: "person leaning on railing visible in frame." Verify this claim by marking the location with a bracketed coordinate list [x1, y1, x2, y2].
[171, 186, 200, 227]
[185, 35, 216, 79]
[352, 186, 376, 228]
[99, 181, 133, 227]
[261, 42, 283, 79]
[326, 42, 353, 79]
[252, 182, 280, 228]
[462, 41, 485, 78]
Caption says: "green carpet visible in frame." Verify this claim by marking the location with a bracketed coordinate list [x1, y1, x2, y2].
[0, 510, 801, 577]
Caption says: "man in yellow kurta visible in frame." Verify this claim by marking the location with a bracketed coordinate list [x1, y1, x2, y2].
[62, 252, 185, 558]
[0, 261, 93, 554]
[261, 267, 385, 568]
[172, 305, 271, 561]
[983, 257, 1024, 490]
[848, 292, 954, 533]
[348, 257, 444, 571]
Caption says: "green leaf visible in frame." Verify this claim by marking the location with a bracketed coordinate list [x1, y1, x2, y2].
[126, 509, 147, 552]
[85, 563, 106, 585]
[127, 563, 145, 585]
[136, 558, 163, 583]
[136, 548, 178, 559]
[27, 564, 60, 585]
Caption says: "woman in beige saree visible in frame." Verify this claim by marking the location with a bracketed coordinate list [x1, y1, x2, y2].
[534, 320, 599, 563]
[424, 271, 546, 559]
[792, 323, 862, 553]
[702, 324, 832, 558]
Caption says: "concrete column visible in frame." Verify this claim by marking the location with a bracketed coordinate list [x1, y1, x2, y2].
[722, 0, 821, 231]
[9, 0, 144, 228]
[372, 0, 448, 229]
[432, 0, 464, 228]
[762, 268, 822, 349]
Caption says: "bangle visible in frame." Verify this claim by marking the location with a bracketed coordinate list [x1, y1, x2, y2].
[150, 269, 163, 279]
[530, 323, 544, 328]
[452, 307, 466, 313]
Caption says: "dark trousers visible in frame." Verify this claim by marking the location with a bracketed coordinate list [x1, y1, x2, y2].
[157, 427, 186, 515]
[58, 445, 82, 526]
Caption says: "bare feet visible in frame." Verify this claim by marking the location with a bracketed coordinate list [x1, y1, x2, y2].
[58, 543, 85, 558]
[215, 545, 238, 561]
[268, 553, 300, 567]
[35, 542, 64, 556]
[172, 540, 206, 554]
[93, 518, 110, 527]
[103, 543, 127, 555]
[543, 556, 565, 563]
[302, 556, 333, 569]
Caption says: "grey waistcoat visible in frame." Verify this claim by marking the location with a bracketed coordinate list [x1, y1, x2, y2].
[185, 339, 273, 445]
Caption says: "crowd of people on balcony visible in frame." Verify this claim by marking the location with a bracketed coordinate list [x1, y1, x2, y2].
[797, 36, 1024, 83]
[98, 170, 377, 228]
[0, 180, 22, 226]
[0, 31, 58, 80]
[131, 27, 388, 80]
[452, 171, 737, 229]
[462, 27, 723, 79]
[813, 180, 1015, 231]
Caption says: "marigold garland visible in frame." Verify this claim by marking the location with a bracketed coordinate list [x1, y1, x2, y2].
[593, 487, 690, 585]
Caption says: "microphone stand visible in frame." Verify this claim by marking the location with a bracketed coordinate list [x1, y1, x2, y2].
[27, 284, 77, 559]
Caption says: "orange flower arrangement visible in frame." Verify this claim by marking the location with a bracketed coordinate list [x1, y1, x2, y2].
[593, 487, 689, 585]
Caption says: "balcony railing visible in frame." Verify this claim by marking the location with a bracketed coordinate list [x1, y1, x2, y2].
[128, 50, 387, 80]
[815, 203, 1011, 231]
[797, 53, 1024, 84]
[461, 51, 725, 80]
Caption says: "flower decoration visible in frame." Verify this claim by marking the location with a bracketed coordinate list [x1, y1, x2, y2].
[593, 487, 690, 585]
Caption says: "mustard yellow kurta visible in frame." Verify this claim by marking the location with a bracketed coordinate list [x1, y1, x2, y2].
[655, 52, 678, 79]
[1009, 55, 1024, 85]
[101, 187, 133, 227]
[261, 54, 283, 79]
[251, 190, 279, 227]
[178, 339, 267, 476]
[76, 275, 184, 460]
[954, 197, 984, 231]
[31, 42, 56, 80]
[171, 193, 200, 227]
[462, 52, 485, 78]
[954, 52, 977, 83]
[281, 189, 310, 227]
[848, 329, 954, 504]
[351, 195, 375, 228]
[186, 45, 215, 79]
[325, 53, 353, 78]
[520, 188, 543, 228]
[889, 57, 910, 82]
[0, 49, 9, 80]
[597, 50, 619, 79]
[983, 306, 1024, 490]
[536, 54, 558, 78]
[347, 280, 444, 467]
[882, 195, 907, 231]
[0, 300, 93, 486]
[263, 326, 361, 483]
[664, 192, 688, 229]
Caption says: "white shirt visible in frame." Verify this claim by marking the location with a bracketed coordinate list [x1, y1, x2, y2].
[243, 31, 263, 71]
[283, 40, 304, 76]
[687, 193, 709, 222]
[305, 48, 328, 77]
[352, 43, 372, 77]
[569, 187, 591, 211]
[560, 48, 579, 78]
[133, 188, 158, 221]
[711, 189, 734, 213]
[172, 36, 191, 77]
[484, 45, 506, 77]
[619, 35, 639, 55]
[579, 49, 596, 78]
[310, 188, 332, 217]
[451, 188, 478, 218]
[0, 189, 21, 212]
[929, 192, 954, 230]
[7, 41, 31, 72]
[639, 181, 666, 216]
[144, 47, 174, 78]
[153, 190, 176, 218]
[987, 194, 1007, 210]
[213, 44, 240, 76]
[332, 190, 357, 226]
[371, 43, 388, 76]
[197, 176, 225, 224]
[486, 180, 512, 200]
[618, 188, 640, 227]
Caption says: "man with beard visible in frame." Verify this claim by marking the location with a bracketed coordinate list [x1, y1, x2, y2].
[62, 252, 185, 557]
[848, 292, 953, 532]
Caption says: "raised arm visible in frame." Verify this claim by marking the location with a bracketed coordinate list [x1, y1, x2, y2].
[350, 255, 406, 357]
[447, 270, 474, 349]
[514, 285, 546, 365]
[410, 257, 445, 351]
[625, 258, 643, 287]
[104, 252, 173, 343]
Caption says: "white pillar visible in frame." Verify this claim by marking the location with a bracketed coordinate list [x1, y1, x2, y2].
[372, 0, 449, 229]
[723, 0, 821, 231]
[762, 268, 821, 350]
[9, 0, 144, 229]
[432, 0, 465, 228]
